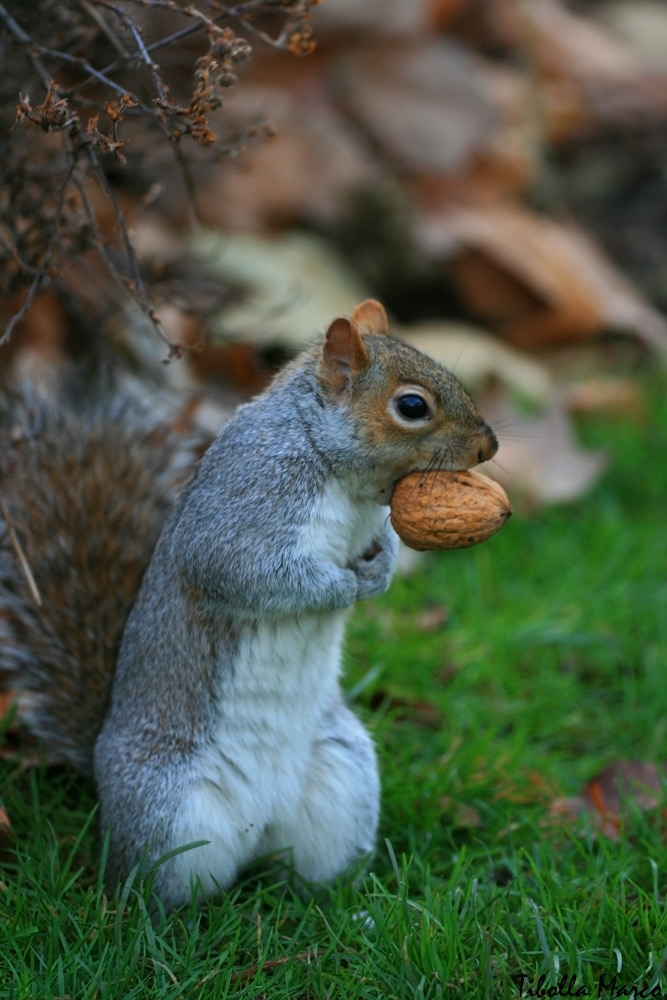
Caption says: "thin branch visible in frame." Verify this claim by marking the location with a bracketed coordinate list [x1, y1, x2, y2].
[76, 147, 184, 356]
[82, 144, 148, 301]
[78, 0, 131, 59]
[0, 233, 42, 279]
[0, 2, 55, 88]
[35, 45, 156, 117]
[65, 0, 280, 97]
[62, 1, 231, 100]
[1, 0, 319, 350]
[0, 153, 79, 347]
[94, 0, 171, 107]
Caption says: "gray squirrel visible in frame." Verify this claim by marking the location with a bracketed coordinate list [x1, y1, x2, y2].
[0, 300, 497, 909]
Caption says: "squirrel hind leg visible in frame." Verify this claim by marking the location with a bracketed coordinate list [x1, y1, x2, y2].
[256, 702, 380, 886]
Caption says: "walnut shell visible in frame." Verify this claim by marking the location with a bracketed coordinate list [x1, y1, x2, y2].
[390, 469, 512, 551]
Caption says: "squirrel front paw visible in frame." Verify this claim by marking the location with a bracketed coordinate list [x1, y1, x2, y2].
[351, 529, 399, 601]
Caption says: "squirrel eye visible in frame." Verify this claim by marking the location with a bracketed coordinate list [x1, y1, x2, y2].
[395, 394, 430, 420]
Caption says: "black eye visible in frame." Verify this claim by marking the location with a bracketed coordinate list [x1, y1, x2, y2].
[395, 394, 430, 420]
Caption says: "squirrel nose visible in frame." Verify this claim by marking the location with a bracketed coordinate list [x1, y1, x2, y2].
[477, 425, 498, 464]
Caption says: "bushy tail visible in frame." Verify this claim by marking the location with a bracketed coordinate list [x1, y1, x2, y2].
[0, 372, 210, 772]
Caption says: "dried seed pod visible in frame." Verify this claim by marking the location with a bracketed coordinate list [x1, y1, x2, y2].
[390, 468, 512, 551]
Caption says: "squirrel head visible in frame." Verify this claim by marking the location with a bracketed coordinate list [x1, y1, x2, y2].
[317, 300, 498, 488]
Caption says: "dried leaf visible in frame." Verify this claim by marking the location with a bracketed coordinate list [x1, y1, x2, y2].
[194, 231, 372, 349]
[1, 289, 69, 375]
[549, 760, 667, 840]
[400, 321, 553, 402]
[232, 950, 316, 984]
[416, 202, 667, 356]
[479, 62, 588, 149]
[585, 761, 667, 814]
[599, 1, 667, 70]
[0, 804, 11, 833]
[198, 85, 378, 231]
[313, 0, 470, 35]
[453, 802, 484, 829]
[367, 690, 444, 730]
[0, 742, 64, 769]
[0, 693, 65, 768]
[0, 690, 17, 725]
[0, 801, 12, 853]
[334, 40, 498, 174]
[563, 377, 647, 420]
[478, 380, 608, 505]
[415, 605, 450, 633]
[514, 0, 667, 128]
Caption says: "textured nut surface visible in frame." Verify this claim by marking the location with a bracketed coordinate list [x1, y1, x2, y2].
[390, 468, 512, 551]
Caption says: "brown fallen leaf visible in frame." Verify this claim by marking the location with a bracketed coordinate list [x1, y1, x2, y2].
[451, 0, 517, 52]
[0, 741, 66, 768]
[197, 85, 378, 232]
[367, 690, 443, 730]
[585, 761, 667, 813]
[563, 377, 647, 420]
[415, 201, 667, 357]
[313, 0, 471, 35]
[0, 702, 66, 768]
[0, 690, 17, 726]
[517, 0, 667, 129]
[438, 797, 485, 829]
[334, 39, 498, 175]
[454, 802, 484, 829]
[599, 1, 667, 71]
[0, 802, 11, 842]
[476, 380, 608, 506]
[194, 230, 372, 351]
[411, 59, 584, 203]
[549, 760, 667, 840]
[480, 60, 589, 150]
[0, 289, 69, 376]
[400, 321, 553, 403]
[415, 605, 450, 633]
[231, 950, 316, 984]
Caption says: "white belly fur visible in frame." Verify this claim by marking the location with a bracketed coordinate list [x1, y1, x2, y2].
[170, 484, 389, 893]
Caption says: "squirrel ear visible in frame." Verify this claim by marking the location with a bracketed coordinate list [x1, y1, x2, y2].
[319, 316, 371, 397]
[350, 299, 390, 336]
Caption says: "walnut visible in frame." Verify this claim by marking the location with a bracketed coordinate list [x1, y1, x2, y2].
[390, 469, 512, 551]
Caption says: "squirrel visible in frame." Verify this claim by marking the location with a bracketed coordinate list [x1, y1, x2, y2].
[0, 300, 497, 910]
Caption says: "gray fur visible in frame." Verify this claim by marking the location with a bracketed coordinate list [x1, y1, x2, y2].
[1, 322, 497, 908]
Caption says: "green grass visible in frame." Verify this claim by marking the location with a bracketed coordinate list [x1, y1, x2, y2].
[2, 375, 667, 1000]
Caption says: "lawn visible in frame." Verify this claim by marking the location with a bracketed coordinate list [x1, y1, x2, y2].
[1, 373, 666, 1000]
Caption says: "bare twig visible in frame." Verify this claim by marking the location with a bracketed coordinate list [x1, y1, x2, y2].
[94, 0, 172, 108]
[73, 158, 183, 356]
[0, 151, 79, 347]
[0, 3, 55, 88]
[78, 0, 131, 59]
[231, 950, 315, 984]
[0, 0, 320, 348]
